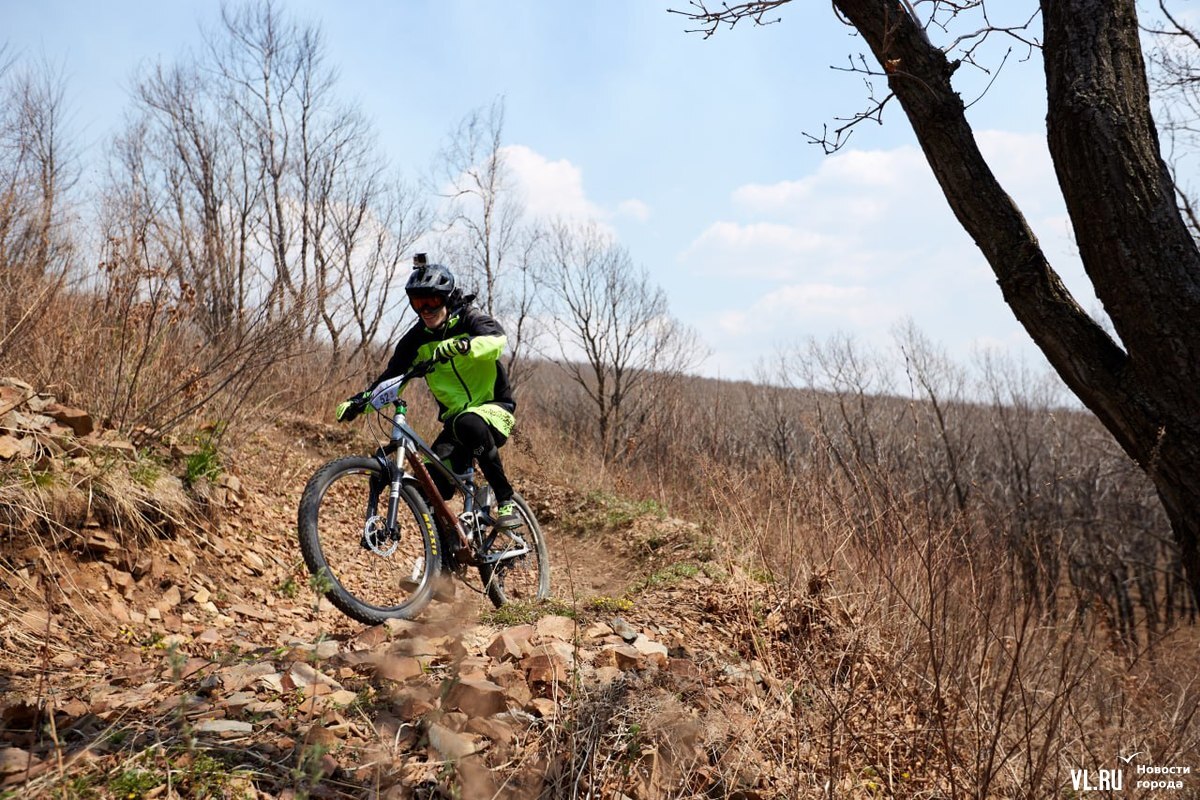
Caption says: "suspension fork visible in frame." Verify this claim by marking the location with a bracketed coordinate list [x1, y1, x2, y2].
[367, 449, 400, 534]
[405, 449, 474, 554]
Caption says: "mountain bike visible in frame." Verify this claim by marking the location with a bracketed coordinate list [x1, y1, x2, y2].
[296, 362, 550, 624]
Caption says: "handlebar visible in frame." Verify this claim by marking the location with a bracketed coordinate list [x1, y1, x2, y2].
[366, 360, 434, 411]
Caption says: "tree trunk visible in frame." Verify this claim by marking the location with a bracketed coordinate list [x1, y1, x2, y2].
[1042, 0, 1200, 605]
[831, 0, 1200, 602]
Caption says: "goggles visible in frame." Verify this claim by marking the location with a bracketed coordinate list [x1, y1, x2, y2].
[410, 295, 446, 314]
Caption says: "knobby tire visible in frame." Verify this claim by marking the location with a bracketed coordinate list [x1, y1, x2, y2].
[297, 456, 440, 624]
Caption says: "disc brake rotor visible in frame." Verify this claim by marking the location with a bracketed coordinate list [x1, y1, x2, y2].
[362, 515, 398, 556]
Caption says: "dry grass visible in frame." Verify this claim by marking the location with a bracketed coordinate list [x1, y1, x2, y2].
[469, 396, 1200, 796]
[664, 460, 1200, 798]
[0, 456, 197, 545]
[2, 388, 1197, 799]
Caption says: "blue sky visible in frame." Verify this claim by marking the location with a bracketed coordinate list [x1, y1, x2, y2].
[6, 1, 1092, 379]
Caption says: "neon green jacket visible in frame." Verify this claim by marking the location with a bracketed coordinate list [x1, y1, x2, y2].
[373, 299, 515, 435]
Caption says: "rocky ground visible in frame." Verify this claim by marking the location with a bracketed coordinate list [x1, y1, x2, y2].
[0, 378, 831, 799]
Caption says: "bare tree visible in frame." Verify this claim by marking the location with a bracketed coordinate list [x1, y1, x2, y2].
[975, 349, 1069, 613]
[122, 0, 429, 374]
[1146, 3, 1200, 238]
[207, 0, 330, 326]
[541, 220, 705, 462]
[70, 0, 431, 433]
[495, 225, 545, 390]
[432, 98, 545, 387]
[786, 333, 901, 515]
[87, 112, 284, 435]
[321, 172, 430, 367]
[678, 0, 1200, 601]
[895, 320, 973, 514]
[0, 54, 75, 366]
[133, 60, 252, 340]
[435, 98, 523, 317]
[747, 348, 807, 470]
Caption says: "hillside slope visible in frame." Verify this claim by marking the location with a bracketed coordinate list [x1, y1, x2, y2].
[1, 386, 869, 799]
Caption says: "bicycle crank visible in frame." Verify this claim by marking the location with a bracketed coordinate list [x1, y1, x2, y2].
[475, 531, 531, 565]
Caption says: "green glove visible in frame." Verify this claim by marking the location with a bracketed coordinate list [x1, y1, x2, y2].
[433, 337, 470, 362]
[335, 391, 371, 423]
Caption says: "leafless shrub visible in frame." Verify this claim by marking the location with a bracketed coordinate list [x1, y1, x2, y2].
[47, 229, 303, 438]
[504, 321, 1198, 795]
[3, 1, 429, 438]
[686, 448, 1199, 798]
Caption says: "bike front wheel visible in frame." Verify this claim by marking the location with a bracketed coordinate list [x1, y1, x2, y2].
[478, 492, 551, 608]
[297, 456, 441, 624]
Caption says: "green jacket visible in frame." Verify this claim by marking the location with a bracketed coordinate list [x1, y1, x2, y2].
[373, 299, 515, 435]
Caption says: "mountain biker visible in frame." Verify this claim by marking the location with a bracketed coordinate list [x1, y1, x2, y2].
[334, 256, 521, 530]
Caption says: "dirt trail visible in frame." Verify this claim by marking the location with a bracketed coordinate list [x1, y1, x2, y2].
[0, 415, 752, 798]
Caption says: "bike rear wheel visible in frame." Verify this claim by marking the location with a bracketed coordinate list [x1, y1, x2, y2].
[297, 456, 440, 623]
[478, 492, 550, 608]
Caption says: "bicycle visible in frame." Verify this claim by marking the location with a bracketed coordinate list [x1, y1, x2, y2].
[297, 362, 550, 624]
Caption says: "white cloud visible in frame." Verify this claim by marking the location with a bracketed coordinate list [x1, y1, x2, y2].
[715, 283, 898, 336]
[732, 145, 933, 220]
[687, 143, 965, 288]
[617, 198, 651, 222]
[487, 134, 1078, 380]
[502, 144, 606, 223]
[732, 178, 813, 211]
[685, 222, 840, 279]
[500, 145, 655, 237]
[680, 131, 1085, 373]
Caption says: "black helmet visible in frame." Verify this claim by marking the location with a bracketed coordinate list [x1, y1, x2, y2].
[405, 254, 455, 299]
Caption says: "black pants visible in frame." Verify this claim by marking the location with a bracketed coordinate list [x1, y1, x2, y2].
[428, 411, 513, 505]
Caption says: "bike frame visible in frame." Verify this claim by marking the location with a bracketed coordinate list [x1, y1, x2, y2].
[367, 371, 488, 559]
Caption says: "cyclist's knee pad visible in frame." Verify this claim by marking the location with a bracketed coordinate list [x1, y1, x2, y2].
[473, 443, 501, 466]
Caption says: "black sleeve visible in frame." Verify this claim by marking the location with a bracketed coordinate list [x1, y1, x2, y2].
[462, 307, 506, 338]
